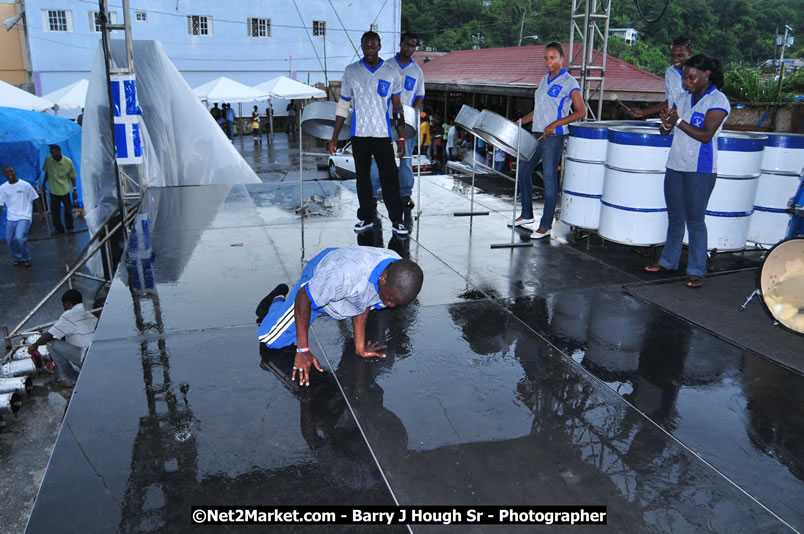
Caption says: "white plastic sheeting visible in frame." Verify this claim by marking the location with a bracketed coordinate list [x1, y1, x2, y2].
[81, 40, 260, 249]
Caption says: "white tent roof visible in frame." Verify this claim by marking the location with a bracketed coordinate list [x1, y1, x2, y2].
[192, 76, 269, 103]
[43, 79, 89, 111]
[253, 76, 326, 99]
[0, 80, 53, 111]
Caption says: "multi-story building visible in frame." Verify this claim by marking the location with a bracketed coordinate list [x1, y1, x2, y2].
[0, 2, 30, 87]
[17, 0, 401, 95]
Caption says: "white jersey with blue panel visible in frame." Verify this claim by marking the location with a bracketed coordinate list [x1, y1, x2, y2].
[664, 64, 685, 103]
[388, 54, 425, 107]
[305, 246, 401, 320]
[531, 68, 580, 135]
[340, 59, 402, 138]
[666, 85, 731, 174]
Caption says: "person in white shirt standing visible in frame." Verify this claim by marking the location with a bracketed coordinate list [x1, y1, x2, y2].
[514, 42, 586, 239]
[644, 55, 730, 289]
[0, 165, 43, 267]
[28, 289, 99, 386]
[628, 36, 693, 119]
[370, 31, 425, 210]
[330, 31, 409, 237]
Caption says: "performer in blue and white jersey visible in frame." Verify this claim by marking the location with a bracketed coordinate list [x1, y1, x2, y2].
[645, 55, 730, 289]
[256, 246, 423, 386]
[515, 42, 586, 239]
[330, 31, 409, 237]
[629, 36, 693, 118]
[370, 31, 425, 209]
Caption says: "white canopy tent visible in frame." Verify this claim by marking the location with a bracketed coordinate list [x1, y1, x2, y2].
[252, 76, 326, 136]
[192, 77, 269, 103]
[43, 79, 89, 112]
[0, 80, 53, 111]
[252, 76, 326, 100]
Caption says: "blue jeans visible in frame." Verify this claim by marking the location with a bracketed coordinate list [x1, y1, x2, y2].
[516, 133, 565, 229]
[657, 168, 717, 277]
[494, 159, 506, 173]
[370, 138, 415, 198]
[6, 218, 32, 262]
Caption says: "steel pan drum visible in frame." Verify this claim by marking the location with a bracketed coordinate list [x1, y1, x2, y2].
[454, 105, 481, 132]
[473, 110, 538, 161]
[391, 104, 418, 142]
[300, 101, 353, 140]
[759, 237, 804, 335]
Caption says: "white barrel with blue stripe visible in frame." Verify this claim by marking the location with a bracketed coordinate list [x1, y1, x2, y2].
[598, 127, 672, 246]
[747, 133, 804, 245]
[561, 123, 610, 229]
[682, 132, 766, 251]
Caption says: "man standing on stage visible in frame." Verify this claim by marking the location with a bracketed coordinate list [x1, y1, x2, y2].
[373, 31, 425, 210]
[330, 31, 409, 237]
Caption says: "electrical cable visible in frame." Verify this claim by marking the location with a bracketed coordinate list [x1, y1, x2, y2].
[634, 0, 670, 24]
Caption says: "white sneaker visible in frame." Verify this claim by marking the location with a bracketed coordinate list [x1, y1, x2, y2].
[531, 228, 550, 239]
[507, 217, 534, 228]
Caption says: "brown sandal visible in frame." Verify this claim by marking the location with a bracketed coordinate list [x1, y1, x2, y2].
[685, 276, 703, 288]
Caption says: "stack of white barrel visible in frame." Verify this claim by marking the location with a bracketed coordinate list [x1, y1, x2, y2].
[746, 133, 804, 246]
[560, 124, 804, 249]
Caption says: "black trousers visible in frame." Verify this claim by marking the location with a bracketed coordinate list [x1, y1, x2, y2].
[50, 192, 73, 231]
[351, 137, 403, 223]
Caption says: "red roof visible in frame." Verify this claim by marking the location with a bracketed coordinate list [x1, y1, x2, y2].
[421, 44, 664, 94]
[412, 50, 447, 68]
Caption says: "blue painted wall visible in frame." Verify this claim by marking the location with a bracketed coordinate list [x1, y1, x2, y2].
[24, 0, 401, 95]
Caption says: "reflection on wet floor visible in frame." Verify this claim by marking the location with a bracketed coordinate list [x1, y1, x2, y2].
[26, 176, 803, 533]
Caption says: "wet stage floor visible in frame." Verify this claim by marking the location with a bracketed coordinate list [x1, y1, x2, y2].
[26, 176, 804, 532]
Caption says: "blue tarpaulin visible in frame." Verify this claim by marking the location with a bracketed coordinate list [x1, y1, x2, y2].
[0, 106, 82, 240]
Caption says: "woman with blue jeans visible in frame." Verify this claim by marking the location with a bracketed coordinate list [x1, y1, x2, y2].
[515, 42, 586, 239]
[645, 55, 730, 288]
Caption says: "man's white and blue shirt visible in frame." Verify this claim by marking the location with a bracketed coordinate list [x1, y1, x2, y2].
[666, 85, 730, 174]
[340, 58, 402, 138]
[664, 64, 686, 103]
[388, 54, 425, 107]
[531, 68, 580, 135]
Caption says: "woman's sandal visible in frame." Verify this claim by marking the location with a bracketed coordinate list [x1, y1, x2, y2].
[686, 276, 703, 289]
[644, 263, 673, 273]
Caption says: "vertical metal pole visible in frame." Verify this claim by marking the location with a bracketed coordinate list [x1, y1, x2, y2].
[99, 0, 128, 236]
[511, 124, 521, 240]
[491, 120, 531, 248]
[238, 102, 244, 152]
[416, 112, 422, 219]
[299, 120, 304, 210]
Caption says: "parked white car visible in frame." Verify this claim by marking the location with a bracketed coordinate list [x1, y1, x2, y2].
[328, 141, 433, 179]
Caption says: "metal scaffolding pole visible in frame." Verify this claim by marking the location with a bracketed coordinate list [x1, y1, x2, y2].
[568, 0, 611, 120]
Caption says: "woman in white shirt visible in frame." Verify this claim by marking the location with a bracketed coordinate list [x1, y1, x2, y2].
[645, 55, 730, 288]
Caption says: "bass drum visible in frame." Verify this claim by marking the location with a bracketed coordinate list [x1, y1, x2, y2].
[759, 237, 804, 335]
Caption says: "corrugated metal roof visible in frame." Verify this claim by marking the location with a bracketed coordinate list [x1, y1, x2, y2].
[421, 44, 664, 94]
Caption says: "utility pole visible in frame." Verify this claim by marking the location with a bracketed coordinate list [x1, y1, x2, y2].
[518, 11, 525, 46]
[776, 24, 793, 101]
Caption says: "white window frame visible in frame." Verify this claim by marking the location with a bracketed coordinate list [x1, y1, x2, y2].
[88, 11, 118, 33]
[135, 11, 147, 22]
[247, 17, 271, 38]
[312, 20, 326, 36]
[187, 15, 212, 36]
[41, 9, 73, 32]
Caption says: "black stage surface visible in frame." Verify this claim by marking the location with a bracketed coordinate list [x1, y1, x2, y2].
[25, 177, 803, 532]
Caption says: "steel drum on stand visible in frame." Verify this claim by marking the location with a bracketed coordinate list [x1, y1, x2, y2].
[454, 105, 481, 131]
[561, 122, 610, 229]
[391, 104, 418, 142]
[682, 132, 766, 251]
[598, 126, 673, 246]
[300, 101, 353, 140]
[747, 132, 804, 245]
[473, 110, 538, 161]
